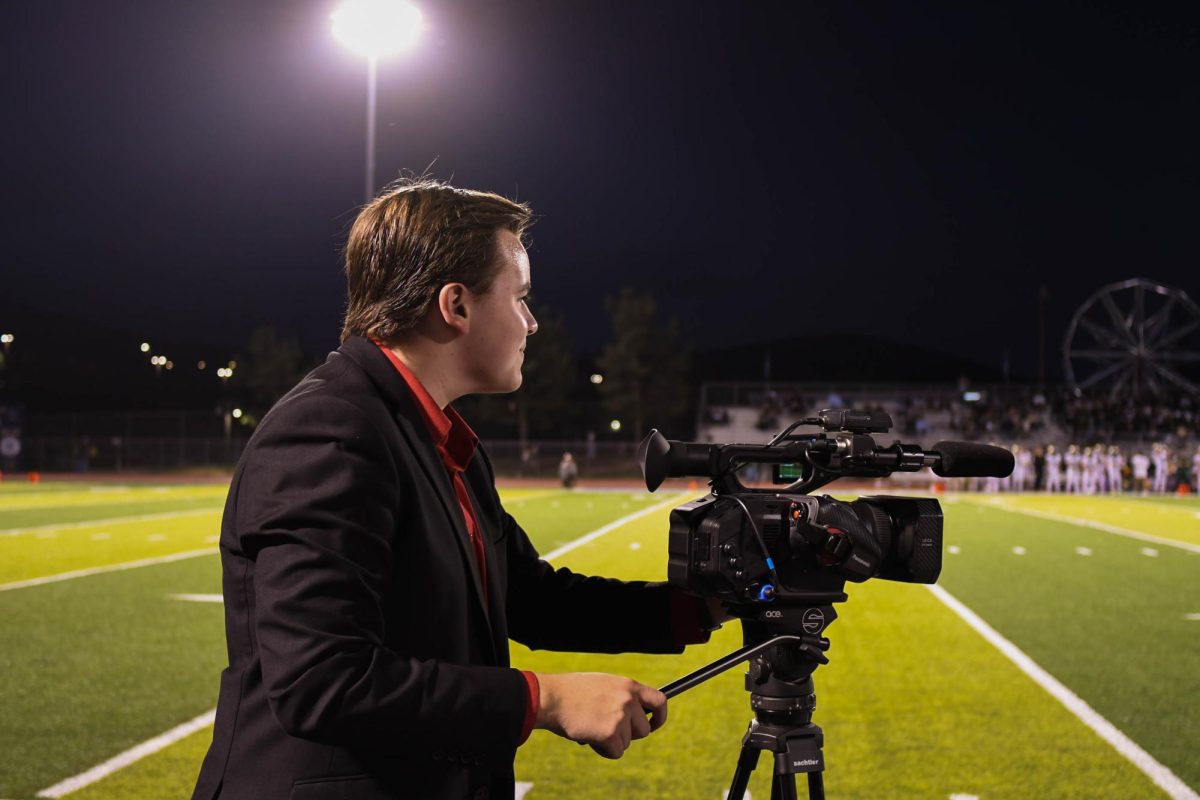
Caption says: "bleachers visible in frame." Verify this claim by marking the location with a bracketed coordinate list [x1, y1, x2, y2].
[697, 381, 1068, 449]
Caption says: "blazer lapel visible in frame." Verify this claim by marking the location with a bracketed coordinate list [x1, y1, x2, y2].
[461, 474, 509, 664]
[338, 338, 495, 653]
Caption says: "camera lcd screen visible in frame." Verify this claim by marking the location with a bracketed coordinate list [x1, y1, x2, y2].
[773, 462, 806, 484]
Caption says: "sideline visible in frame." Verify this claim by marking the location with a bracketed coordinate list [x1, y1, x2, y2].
[0, 507, 221, 537]
[927, 584, 1199, 800]
[0, 548, 216, 593]
[30, 493, 689, 797]
[963, 498, 1200, 554]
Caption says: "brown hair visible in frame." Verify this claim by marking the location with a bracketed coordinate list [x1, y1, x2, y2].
[340, 178, 533, 343]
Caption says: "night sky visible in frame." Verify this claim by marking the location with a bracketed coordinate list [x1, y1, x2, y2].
[3, 0, 1198, 388]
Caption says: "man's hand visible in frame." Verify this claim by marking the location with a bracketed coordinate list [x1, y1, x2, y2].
[533, 672, 667, 759]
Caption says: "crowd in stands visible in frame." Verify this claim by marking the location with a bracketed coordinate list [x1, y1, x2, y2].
[704, 384, 1199, 493]
[1057, 392, 1197, 442]
[723, 385, 1196, 449]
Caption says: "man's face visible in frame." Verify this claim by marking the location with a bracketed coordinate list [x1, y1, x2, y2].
[461, 228, 538, 394]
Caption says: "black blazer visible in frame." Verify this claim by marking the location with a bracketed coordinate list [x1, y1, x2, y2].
[191, 336, 684, 800]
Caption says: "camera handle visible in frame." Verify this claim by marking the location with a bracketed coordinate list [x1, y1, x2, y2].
[659, 633, 828, 699]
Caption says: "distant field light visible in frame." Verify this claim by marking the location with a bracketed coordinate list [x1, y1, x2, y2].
[332, 0, 423, 59]
[151, 355, 165, 366]
[232, 408, 243, 419]
[610, 419, 622, 432]
[165, 361, 174, 370]
[590, 373, 604, 384]
[217, 367, 232, 379]
[1, 333, 15, 344]
[139, 342, 150, 353]
[227, 360, 237, 369]
[963, 391, 982, 403]
[198, 360, 207, 370]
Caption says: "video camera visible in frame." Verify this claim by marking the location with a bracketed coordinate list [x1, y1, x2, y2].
[638, 408, 1013, 610]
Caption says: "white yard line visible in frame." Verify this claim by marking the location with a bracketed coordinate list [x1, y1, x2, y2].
[0, 507, 221, 537]
[0, 548, 216, 592]
[168, 593, 224, 603]
[968, 500, 1200, 554]
[35, 710, 216, 798]
[30, 492, 690, 796]
[542, 492, 688, 561]
[928, 584, 1199, 800]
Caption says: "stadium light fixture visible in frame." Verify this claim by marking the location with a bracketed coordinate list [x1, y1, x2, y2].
[332, 0, 423, 59]
[331, 0, 425, 201]
[232, 408, 243, 419]
[590, 373, 604, 385]
[140, 342, 150, 353]
[610, 419, 622, 432]
[1, 333, 12, 355]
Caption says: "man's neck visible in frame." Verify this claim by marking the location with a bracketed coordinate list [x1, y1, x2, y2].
[386, 343, 458, 409]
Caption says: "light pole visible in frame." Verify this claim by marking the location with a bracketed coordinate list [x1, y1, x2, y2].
[331, 0, 424, 203]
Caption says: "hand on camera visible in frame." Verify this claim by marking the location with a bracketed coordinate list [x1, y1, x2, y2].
[533, 672, 667, 759]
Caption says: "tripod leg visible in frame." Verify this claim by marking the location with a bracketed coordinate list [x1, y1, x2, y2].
[806, 771, 824, 800]
[771, 772, 799, 800]
[726, 744, 760, 800]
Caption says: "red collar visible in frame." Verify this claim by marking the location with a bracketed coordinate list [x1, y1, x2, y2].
[373, 341, 479, 473]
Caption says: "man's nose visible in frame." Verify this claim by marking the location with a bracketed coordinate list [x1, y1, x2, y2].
[526, 312, 538, 335]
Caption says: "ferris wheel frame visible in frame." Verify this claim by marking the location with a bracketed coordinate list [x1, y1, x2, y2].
[1062, 277, 1200, 399]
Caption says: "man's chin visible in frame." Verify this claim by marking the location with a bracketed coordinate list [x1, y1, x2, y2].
[476, 373, 523, 395]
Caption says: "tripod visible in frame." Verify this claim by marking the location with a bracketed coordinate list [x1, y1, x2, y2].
[660, 607, 836, 800]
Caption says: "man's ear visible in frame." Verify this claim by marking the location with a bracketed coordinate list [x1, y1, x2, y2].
[435, 283, 470, 333]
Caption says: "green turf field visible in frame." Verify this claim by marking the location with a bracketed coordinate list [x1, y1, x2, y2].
[1, 483, 1196, 799]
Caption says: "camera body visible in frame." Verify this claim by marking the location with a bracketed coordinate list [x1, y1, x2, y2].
[639, 409, 1011, 611]
[667, 491, 943, 607]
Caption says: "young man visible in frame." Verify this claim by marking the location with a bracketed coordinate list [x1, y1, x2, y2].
[191, 181, 724, 800]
